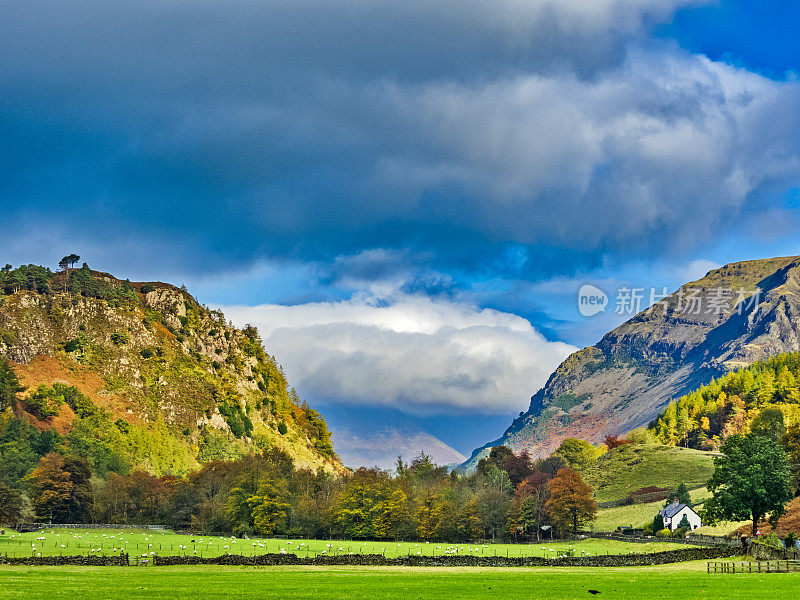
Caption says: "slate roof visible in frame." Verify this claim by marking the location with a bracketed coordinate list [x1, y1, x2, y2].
[659, 501, 687, 519]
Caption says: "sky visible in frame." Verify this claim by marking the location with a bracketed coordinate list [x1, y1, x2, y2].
[3, 1, 800, 455]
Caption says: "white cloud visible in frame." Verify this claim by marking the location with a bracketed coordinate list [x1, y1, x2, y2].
[221, 294, 575, 414]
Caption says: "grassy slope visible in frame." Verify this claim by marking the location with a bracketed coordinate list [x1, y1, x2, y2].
[593, 487, 709, 531]
[2, 564, 798, 600]
[0, 528, 680, 560]
[582, 444, 717, 504]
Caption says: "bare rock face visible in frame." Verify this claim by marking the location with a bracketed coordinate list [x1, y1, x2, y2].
[462, 256, 800, 470]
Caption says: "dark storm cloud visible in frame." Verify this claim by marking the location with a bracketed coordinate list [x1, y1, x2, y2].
[1, 0, 799, 282]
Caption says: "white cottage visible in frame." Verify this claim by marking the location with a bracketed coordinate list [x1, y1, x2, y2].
[658, 501, 702, 531]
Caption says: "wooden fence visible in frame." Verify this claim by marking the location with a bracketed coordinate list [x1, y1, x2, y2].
[707, 560, 800, 574]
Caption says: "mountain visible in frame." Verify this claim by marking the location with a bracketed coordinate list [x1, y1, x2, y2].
[0, 263, 342, 475]
[463, 255, 800, 469]
[322, 404, 465, 470]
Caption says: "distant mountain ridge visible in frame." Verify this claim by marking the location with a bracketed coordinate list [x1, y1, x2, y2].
[323, 404, 465, 470]
[462, 255, 800, 470]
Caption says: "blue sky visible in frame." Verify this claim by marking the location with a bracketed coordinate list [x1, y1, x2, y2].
[2, 1, 800, 456]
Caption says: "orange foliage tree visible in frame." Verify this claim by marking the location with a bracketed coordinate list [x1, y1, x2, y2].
[546, 467, 598, 535]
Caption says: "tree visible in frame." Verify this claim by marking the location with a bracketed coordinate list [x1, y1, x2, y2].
[27, 452, 94, 523]
[653, 513, 664, 532]
[604, 435, 631, 450]
[62, 455, 93, 522]
[58, 254, 80, 291]
[23, 384, 65, 419]
[28, 452, 74, 522]
[546, 467, 598, 535]
[554, 438, 600, 471]
[705, 433, 792, 537]
[677, 514, 691, 531]
[61, 254, 80, 270]
[665, 483, 691, 507]
[783, 423, 800, 494]
[514, 471, 550, 540]
[750, 408, 786, 442]
[0, 357, 24, 411]
[250, 477, 291, 535]
[475, 488, 510, 540]
[374, 489, 414, 540]
[0, 480, 24, 525]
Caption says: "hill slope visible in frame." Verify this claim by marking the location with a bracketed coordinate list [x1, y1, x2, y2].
[0, 263, 342, 477]
[581, 444, 716, 505]
[464, 255, 800, 469]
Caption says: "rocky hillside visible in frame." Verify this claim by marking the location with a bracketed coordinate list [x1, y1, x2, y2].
[0, 263, 342, 476]
[463, 255, 800, 469]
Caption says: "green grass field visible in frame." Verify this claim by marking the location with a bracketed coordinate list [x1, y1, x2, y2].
[1, 563, 799, 600]
[0, 528, 682, 560]
[583, 445, 717, 504]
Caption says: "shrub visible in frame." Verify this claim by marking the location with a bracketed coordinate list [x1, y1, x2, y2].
[278, 422, 288, 435]
[110, 331, 129, 346]
[672, 527, 689, 538]
[757, 533, 784, 549]
[64, 337, 86, 353]
[0, 329, 17, 346]
[24, 385, 64, 419]
[140, 284, 156, 294]
[656, 528, 671, 538]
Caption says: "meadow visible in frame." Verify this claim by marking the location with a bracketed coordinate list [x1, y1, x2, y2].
[0, 528, 682, 560]
[1, 562, 799, 600]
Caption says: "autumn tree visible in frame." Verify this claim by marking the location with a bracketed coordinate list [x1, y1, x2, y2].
[546, 467, 598, 536]
[373, 488, 414, 540]
[512, 471, 550, 540]
[604, 435, 631, 450]
[705, 433, 792, 536]
[28, 452, 74, 522]
[335, 468, 391, 538]
[554, 438, 601, 470]
[250, 476, 291, 535]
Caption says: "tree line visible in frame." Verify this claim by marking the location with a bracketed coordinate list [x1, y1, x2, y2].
[649, 351, 800, 492]
[1, 383, 598, 541]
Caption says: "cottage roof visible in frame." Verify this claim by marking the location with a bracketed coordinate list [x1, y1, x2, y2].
[659, 501, 687, 519]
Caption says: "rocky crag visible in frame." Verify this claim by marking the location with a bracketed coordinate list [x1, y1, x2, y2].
[0, 263, 341, 475]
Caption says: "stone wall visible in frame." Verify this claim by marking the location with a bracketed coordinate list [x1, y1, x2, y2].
[0, 554, 129, 566]
[153, 547, 741, 567]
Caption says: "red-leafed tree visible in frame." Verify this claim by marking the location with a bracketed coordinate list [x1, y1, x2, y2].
[546, 467, 598, 535]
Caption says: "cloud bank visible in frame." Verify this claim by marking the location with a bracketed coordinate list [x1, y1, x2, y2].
[3, 0, 798, 280]
[222, 294, 575, 415]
